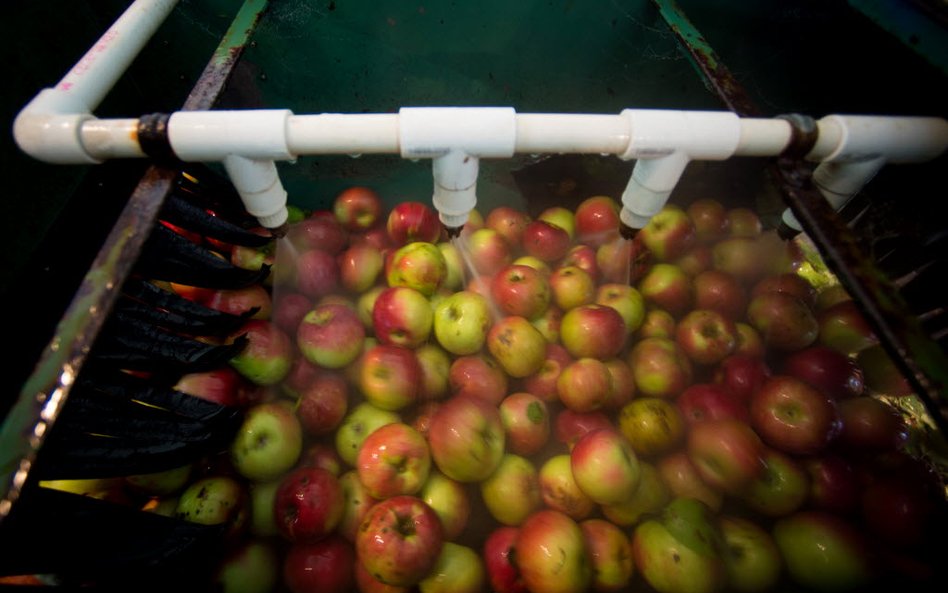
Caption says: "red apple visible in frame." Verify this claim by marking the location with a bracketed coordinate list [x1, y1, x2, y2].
[354, 221, 393, 251]
[580, 518, 635, 592]
[554, 409, 614, 450]
[782, 344, 865, 399]
[575, 195, 621, 248]
[386, 201, 441, 245]
[483, 526, 528, 593]
[295, 248, 340, 299]
[517, 510, 592, 593]
[273, 291, 313, 335]
[560, 304, 627, 360]
[726, 207, 762, 238]
[500, 392, 551, 456]
[751, 272, 817, 309]
[675, 308, 738, 365]
[627, 337, 693, 399]
[571, 428, 641, 505]
[817, 300, 879, 355]
[687, 418, 765, 495]
[173, 366, 248, 407]
[359, 344, 423, 411]
[677, 383, 750, 426]
[804, 454, 860, 514]
[521, 219, 572, 262]
[356, 495, 444, 587]
[734, 322, 766, 358]
[415, 343, 450, 401]
[427, 395, 506, 482]
[297, 370, 349, 436]
[713, 353, 772, 404]
[603, 358, 636, 410]
[283, 535, 355, 593]
[557, 357, 614, 413]
[371, 286, 433, 348]
[229, 320, 293, 386]
[487, 205, 532, 248]
[357, 423, 431, 499]
[639, 204, 697, 262]
[674, 243, 713, 277]
[464, 227, 514, 276]
[539, 206, 577, 240]
[297, 302, 365, 369]
[836, 396, 908, 453]
[491, 264, 552, 320]
[299, 443, 344, 476]
[204, 285, 272, 319]
[274, 466, 345, 542]
[655, 451, 723, 511]
[338, 242, 384, 293]
[693, 269, 747, 321]
[449, 354, 509, 406]
[334, 186, 383, 232]
[354, 561, 409, 593]
[522, 343, 573, 403]
[596, 234, 650, 284]
[595, 283, 647, 335]
[638, 263, 693, 317]
[687, 198, 729, 243]
[746, 292, 819, 352]
[294, 214, 349, 254]
[561, 244, 601, 283]
[750, 375, 842, 455]
[637, 309, 676, 339]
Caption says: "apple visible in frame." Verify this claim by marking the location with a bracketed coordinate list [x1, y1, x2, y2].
[711, 237, 766, 282]
[713, 354, 772, 404]
[817, 300, 879, 355]
[639, 204, 697, 262]
[550, 265, 596, 311]
[531, 302, 563, 343]
[481, 453, 542, 526]
[338, 469, 378, 542]
[231, 401, 302, 482]
[283, 535, 355, 593]
[517, 510, 592, 593]
[297, 303, 366, 369]
[386, 201, 441, 245]
[339, 242, 384, 293]
[295, 248, 340, 299]
[561, 244, 601, 283]
[274, 466, 345, 542]
[596, 234, 650, 284]
[595, 283, 646, 334]
[638, 263, 693, 317]
[437, 240, 465, 291]
[719, 516, 782, 593]
[750, 375, 842, 455]
[487, 205, 532, 248]
[726, 207, 762, 237]
[125, 464, 191, 499]
[539, 205, 577, 239]
[751, 272, 817, 309]
[372, 286, 433, 348]
[432, 290, 492, 355]
[571, 428, 641, 505]
[334, 186, 383, 232]
[804, 455, 861, 514]
[354, 562, 410, 593]
[557, 357, 614, 413]
[575, 195, 621, 248]
[449, 353, 509, 405]
[861, 474, 938, 549]
[484, 526, 527, 593]
[734, 322, 766, 358]
[272, 291, 313, 334]
[857, 345, 913, 396]
[538, 454, 596, 520]
[627, 337, 693, 399]
[676, 383, 750, 426]
[299, 442, 343, 476]
[386, 241, 447, 297]
[294, 214, 349, 254]
[675, 309, 738, 365]
[357, 422, 431, 499]
[359, 344, 423, 411]
[204, 285, 272, 319]
[513, 254, 552, 276]
[335, 402, 401, 466]
[687, 419, 765, 495]
[229, 320, 293, 386]
[174, 475, 248, 537]
[491, 264, 552, 319]
[746, 292, 819, 352]
[601, 460, 669, 526]
[773, 511, 873, 592]
[836, 396, 908, 452]
[419, 470, 471, 541]
[580, 518, 634, 592]
[560, 304, 627, 360]
[816, 284, 852, 311]
[521, 219, 572, 262]
[637, 309, 676, 339]
[356, 495, 444, 587]
[173, 366, 248, 407]
[487, 315, 548, 378]
[741, 446, 809, 517]
[687, 198, 729, 244]
[499, 392, 551, 456]
[418, 542, 486, 593]
[427, 394, 506, 482]
[674, 243, 713, 276]
[296, 370, 349, 436]
[357, 285, 387, 329]
[464, 227, 514, 276]
[693, 269, 747, 321]
[618, 397, 685, 457]
[554, 409, 614, 450]
[415, 343, 451, 401]
[603, 357, 636, 410]
[523, 343, 573, 403]
[656, 452, 723, 511]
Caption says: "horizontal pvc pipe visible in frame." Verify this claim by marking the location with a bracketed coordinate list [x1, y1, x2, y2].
[80, 119, 145, 159]
[286, 113, 400, 154]
[809, 115, 948, 163]
[515, 114, 631, 154]
[169, 110, 293, 161]
[736, 118, 794, 156]
[399, 107, 517, 158]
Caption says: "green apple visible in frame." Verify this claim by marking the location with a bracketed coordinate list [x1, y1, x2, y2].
[539, 206, 577, 239]
[580, 518, 635, 592]
[433, 290, 493, 355]
[480, 454, 542, 526]
[720, 516, 782, 593]
[334, 401, 401, 466]
[230, 401, 303, 482]
[213, 539, 279, 593]
[741, 446, 809, 517]
[437, 241, 465, 291]
[248, 479, 280, 536]
[596, 282, 647, 334]
[419, 542, 486, 593]
[661, 498, 725, 559]
[175, 475, 248, 538]
[487, 315, 548, 378]
[538, 454, 595, 520]
[124, 464, 192, 496]
[337, 469, 377, 542]
[632, 519, 726, 593]
[601, 461, 670, 526]
[357, 285, 387, 329]
[420, 470, 471, 540]
[773, 511, 872, 592]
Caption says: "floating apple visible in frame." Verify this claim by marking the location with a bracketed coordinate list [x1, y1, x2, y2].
[517, 510, 592, 593]
[356, 495, 444, 587]
[480, 453, 542, 526]
[274, 466, 345, 543]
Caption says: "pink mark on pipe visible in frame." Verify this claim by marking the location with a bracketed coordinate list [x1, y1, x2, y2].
[62, 29, 120, 82]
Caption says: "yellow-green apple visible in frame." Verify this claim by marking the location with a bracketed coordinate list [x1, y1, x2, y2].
[419, 470, 470, 541]
[296, 370, 348, 436]
[595, 283, 646, 334]
[751, 272, 817, 309]
[463, 227, 514, 276]
[713, 353, 771, 404]
[580, 518, 634, 592]
[638, 263, 693, 317]
[230, 320, 293, 386]
[741, 446, 809, 517]
[295, 248, 340, 299]
[359, 344, 423, 411]
[203, 285, 272, 320]
[297, 303, 365, 369]
[561, 244, 601, 282]
[675, 309, 738, 365]
[750, 375, 842, 455]
[522, 219, 572, 262]
[523, 343, 573, 403]
[386, 202, 441, 245]
[601, 461, 670, 527]
[560, 304, 627, 359]
[531, 303, 563, 343]
[372, 286, 433, 348]
[173, 366, 248, 407]
[386, 241, 447, 297]
[248, 479, 280, 537]
[483, 526, 527, 593]
[432, 290, 492, 356]
[481, 454, 542, 526]
[746, 292, 818, 352]
[676, 383, 750, 426]
[539, 206, 577, 240]
[513, 254, 552, 276]
[639, 204, 697, 262]
[357, 285, 386, 330]
[686, 198, 729, 244]
[175, 475, 248, 537]
[517, 510, 592, 593]
[604, 358, 636, 410]
[557, 357, 614, 413]
[817, 300, 879, 355]
[638, 309, 676, 339]
[491, 264, 552, 319]
[719, 516, 782, 593]
[687, 419, 765, 495]
[538, 454, 596, 520]
[773, 511, 872, 592]
[575, 195, 621, 248]
[554, 409, 614, 450]
[550, 265, 596, 311]
[125, 464, 191, 498]
[231, 234, 275, 273]
[415, 343, 450, 401]
[783, 345, 865, 400]
[734, 322, 766, 358]
[436, 241, 465, 291]
[499, 392, 551, 456]
[357, 422, 431, 499]
[448, 354, 509, 405]
[335, 402, 401, 466]
[627, 337, 693, 399]
[487, 315, 548, 378]
[339, 242, 383, 294]
[656, 452, 723, 511]
[418, 542, 486, 593]
[334, 186, 383, 232]
[274, 466, 344, 542]
[675, 243, 713, 277]
[618, 397, 684, 457]
[427, 395, 505, 482]
[596, 234, 650, 284]
[836, 396, 908, 452]
[354, 561, 410, 593]
[571, 428, 641, 505]
[726, 207, 762, 237]
[294, 213, 349, 254]
[711, 237, 766, 283]
[857, 344, 913, 396]
[215, 539, 279, 593]
[356, 495, 444, 587]
[283, 535, 354, 593]
[338, 469, 378, 542]
[231, 401, 302, 481]
[693, 269, 747, 321]
[487, 205, 532, 248]
[804, 454, 860, 514]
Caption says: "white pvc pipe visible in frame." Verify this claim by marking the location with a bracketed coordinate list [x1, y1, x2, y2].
[168, 110, 294, 162]
[222, 155, 289, 229]
[286, 114, 400, 154]
[515, 114, 631, 154]
[736, 119, 794, 157]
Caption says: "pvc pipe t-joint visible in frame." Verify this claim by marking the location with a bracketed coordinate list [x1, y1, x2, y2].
[222, 155, 289, 230]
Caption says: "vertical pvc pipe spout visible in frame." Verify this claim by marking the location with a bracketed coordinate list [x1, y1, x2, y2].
[433, 150, 479, 236]
[222, 155, 289, 232]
